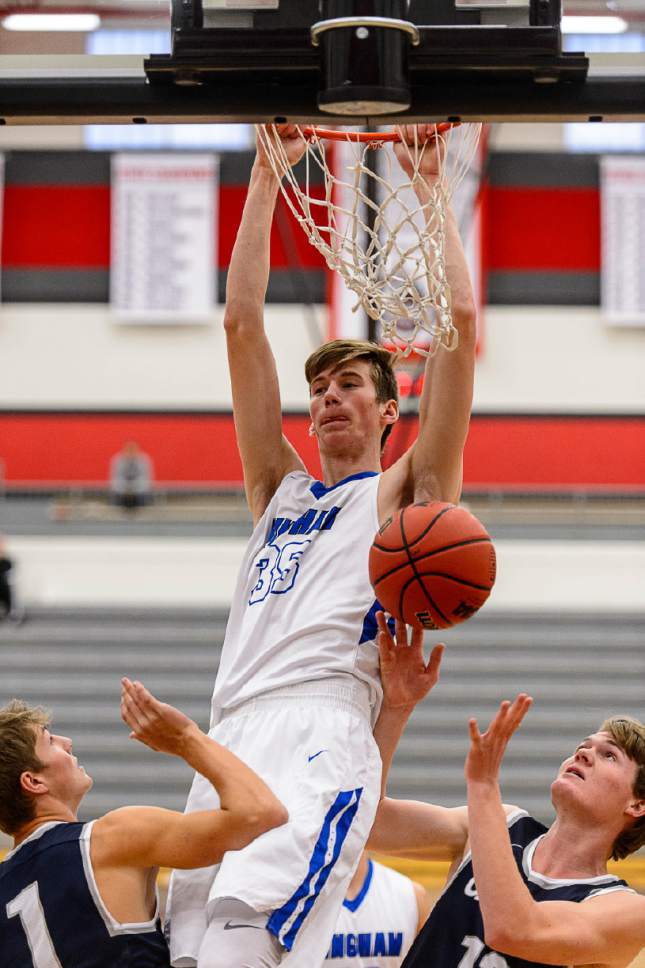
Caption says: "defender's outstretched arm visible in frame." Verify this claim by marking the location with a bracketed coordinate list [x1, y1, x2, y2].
[369, 614, 468, 862]
[466, 697, 645, 966]
[93, 679, 287, 871]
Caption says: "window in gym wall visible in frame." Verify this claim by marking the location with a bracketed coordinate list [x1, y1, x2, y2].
[84, 29, 253, 151]
[564, 33, 645, 152]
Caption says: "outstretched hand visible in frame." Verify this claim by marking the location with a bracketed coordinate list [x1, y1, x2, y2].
[465, 694, 533, 786]
[393, 124, 446, 183]
[256, 123, 307, 171]
[120, 677, 197, 756]
[377, 610, 444, 710]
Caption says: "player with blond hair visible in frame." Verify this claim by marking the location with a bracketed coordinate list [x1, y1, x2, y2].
[0, 680, 286, 967]
[370, 614, 645, 968]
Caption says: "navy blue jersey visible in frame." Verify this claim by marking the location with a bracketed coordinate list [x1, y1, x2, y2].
[402, 810, 633, 968]
[0, 820, 170, 968]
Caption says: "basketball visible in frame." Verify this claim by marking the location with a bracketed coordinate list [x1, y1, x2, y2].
[368, 501, 496, 630]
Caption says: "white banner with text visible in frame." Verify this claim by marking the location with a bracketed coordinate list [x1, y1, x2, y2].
[601, 155, 645, 327]
[111, 153, 217, 323]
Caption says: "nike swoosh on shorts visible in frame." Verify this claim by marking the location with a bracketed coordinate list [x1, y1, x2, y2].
[223, 921, 264, 931]
[308, 749, 328, 763]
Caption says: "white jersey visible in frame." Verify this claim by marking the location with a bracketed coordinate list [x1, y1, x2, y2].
[325, 859, 420, 966]
[211, 470, 384, 724]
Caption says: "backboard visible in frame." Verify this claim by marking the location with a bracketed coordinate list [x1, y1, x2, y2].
[0, 0, 643, 124]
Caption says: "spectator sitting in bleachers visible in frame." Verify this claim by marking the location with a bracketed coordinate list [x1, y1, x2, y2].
[109, 441, 154, 512]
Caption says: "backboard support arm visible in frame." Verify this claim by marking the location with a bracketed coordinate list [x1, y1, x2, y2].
[0, 75, 642, 124]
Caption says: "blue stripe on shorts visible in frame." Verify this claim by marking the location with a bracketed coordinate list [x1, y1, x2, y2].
[266, 787, 363, 951]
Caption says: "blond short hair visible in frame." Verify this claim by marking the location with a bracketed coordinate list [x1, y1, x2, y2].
[0, 700, 50, 835]
[600, 715, 645, 860]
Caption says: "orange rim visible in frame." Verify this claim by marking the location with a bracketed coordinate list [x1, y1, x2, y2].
[301, 123, 457, 144]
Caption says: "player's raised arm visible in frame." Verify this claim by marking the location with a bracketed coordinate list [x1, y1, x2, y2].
[383, 125, 477, 511]
[93, 679, 287, 871]
[373, 612, 444, 797]
[369, 614, 469, 861]
[224, 125, 307, 523]
[464, 697, 645, 966]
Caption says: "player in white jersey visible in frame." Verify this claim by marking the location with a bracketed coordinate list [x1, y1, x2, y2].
[369, 616, 645, 968]
[325, 851, 430, 967]
[167, 124, 475, 968]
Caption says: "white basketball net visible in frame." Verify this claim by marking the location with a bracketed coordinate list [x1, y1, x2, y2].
[256, 123, 482, 356]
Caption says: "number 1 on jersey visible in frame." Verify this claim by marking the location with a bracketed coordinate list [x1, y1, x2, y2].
[6, 881, 63, 968]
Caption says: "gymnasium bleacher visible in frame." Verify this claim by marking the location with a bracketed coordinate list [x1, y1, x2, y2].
[2, 604, 644, 825]
[2, 493, 643, 886]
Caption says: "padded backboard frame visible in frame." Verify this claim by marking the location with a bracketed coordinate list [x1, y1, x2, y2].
[0, 0, 643, 124]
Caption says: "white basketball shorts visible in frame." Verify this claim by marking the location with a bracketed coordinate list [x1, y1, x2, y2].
[167, 677, 382, 967]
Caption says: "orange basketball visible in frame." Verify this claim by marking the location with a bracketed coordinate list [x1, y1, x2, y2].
[368, 501, 496, 630]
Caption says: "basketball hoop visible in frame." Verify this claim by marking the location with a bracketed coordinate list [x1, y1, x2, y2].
[255, 123, 482, 356]
[300, 125, 453, 143]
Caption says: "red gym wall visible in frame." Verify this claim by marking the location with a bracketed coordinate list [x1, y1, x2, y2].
[2, 412, 643, 492]
[1, 150, 600, 305]
[1, 152, 327, 303]
[1, 149, 643, 492]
